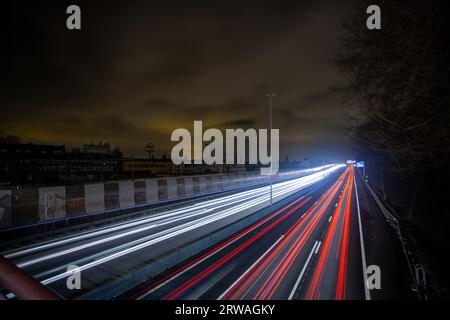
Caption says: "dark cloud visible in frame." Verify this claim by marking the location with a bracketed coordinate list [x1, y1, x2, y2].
[219, 119, 257, 128]
[0, 0, 358, 161]
[301, 91, 336, 104]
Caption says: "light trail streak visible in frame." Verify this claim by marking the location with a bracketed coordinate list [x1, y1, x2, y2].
[161, 197, 313, 300]
[305, 167, 353, 300]
[220, 168, 349, 300]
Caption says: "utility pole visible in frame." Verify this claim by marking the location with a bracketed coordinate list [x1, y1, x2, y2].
[131, 155, 135, 181]
[266, 93, 276, 205]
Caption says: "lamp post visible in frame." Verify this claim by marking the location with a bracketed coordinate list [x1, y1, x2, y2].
[266, 93, 276, 205]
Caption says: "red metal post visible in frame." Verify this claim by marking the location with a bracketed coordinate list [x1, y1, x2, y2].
[0, 255, 60, 300]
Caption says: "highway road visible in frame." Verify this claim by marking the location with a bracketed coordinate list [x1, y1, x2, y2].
[2, 164, 413, 300]
[2, 165, 353, 299]
[123, 165, 367, 300]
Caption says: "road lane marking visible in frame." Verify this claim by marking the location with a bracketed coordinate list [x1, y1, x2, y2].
[135, 195, 315, 299]
[12, 170, 334, 268]
[353, 169, 371, 300]
[314, 241, 322, 254]
[288, 241, 319, 300]
[7, 169, 333, 259]
[255, 171, 350, 300]
[4, 186, 272, 258]
[241, 173, 348, 300]
[53, 174, 330, 281]
[21, 179, 312, 271]
[217, 235, 285, 300]
[304, 167, 351, 300]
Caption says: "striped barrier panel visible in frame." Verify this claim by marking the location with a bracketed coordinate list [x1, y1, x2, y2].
[1, 169, 314, 229]
[0, 190, 12, 228]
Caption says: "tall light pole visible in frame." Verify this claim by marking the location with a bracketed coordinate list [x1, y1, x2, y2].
[266, 93, 276, 206]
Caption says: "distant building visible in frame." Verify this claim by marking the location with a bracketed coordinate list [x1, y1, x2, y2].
[0, 143, 121, 186]
[122, 158, 176, 177]
[82, 142, 112, 155]
[0, 142, 254, 187]
[121, 159, 248, 178]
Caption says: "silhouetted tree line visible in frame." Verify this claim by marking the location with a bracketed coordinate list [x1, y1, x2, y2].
[334, 0, 450, 221]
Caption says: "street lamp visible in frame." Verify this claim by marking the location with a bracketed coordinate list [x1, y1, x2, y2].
[266, 93, 276, 205]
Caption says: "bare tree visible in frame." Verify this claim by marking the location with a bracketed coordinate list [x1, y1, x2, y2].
[334, 0, 450, 219]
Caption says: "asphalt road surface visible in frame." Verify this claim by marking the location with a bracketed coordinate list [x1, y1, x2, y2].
[124, 166, 368, 300]
[2, 164, 414, 300]
[2, 165, 347, 299]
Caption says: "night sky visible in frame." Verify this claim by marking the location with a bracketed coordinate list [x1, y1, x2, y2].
[1, 0, 357, 162]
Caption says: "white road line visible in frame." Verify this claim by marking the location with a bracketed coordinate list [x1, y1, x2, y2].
[4, 182, 284, 259]
[136, 184, 321, 300]
[18, 179, 302, 268]
[32, 177, 324, 289]
[42, 193, 276, 286]
[16, 208, 215, 268]
[288, 241, 319, 300]
[314, 241, 322, 254]
[217, 235, 285, 300]
[10, 168, 340, 265]
[137, 230, 251, 300]
[328, 216, 332, 223]
[353, 170, 371, 300]
[5, 166, 347, 300]
[364, 174, 418, 293]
